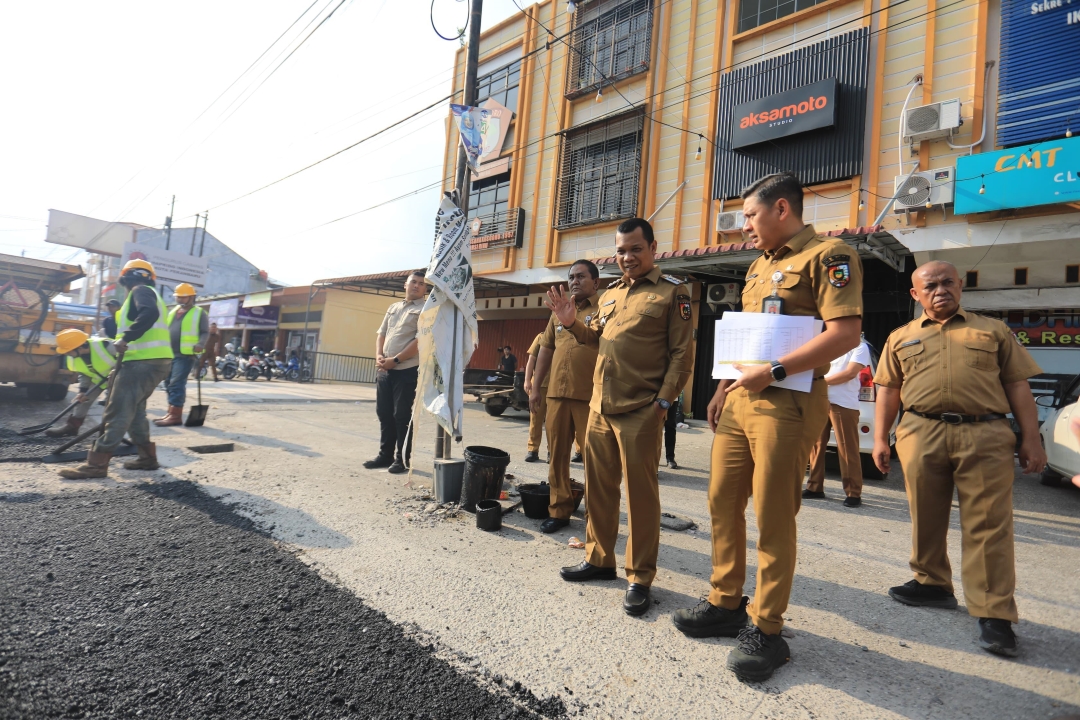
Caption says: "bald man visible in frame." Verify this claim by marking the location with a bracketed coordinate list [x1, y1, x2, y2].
[873, 261, 1045, 658]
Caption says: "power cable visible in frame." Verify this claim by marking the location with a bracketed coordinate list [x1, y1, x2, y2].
[431, 0, 469, 41]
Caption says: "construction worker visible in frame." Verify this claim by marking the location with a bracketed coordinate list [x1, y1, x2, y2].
[523, 333, 548, 463]
[546, 218, 692, 617]
[59, 259, 173, 479]
[529, 259, 601, 533]
[46, 329, 117, 437]
[873, 260, 1045, 658]
[672, 173, 863, 682]
[154, 282, 208, 427]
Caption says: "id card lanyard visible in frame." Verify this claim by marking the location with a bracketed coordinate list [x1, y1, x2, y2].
[762, 270, 785, 314]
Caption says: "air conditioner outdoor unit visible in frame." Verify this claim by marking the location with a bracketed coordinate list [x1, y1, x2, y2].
[902, 99, 962, 143]
[716, 209, 745, 234]
[893, 167, 955, 212]
[706, 283, 740, 309]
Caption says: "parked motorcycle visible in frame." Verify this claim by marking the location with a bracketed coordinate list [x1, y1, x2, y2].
[217, 352, 238, 380]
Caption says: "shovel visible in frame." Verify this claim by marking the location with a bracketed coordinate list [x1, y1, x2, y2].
[184, 354, 208, 426]
[18, 376, 109, 435]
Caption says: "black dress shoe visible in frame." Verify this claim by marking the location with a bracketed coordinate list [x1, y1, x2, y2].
[802, 488, 825, 499]
[673, 596, 749, 638]
[843, 496, 862, 508]
[571, 452, 583, 463]
[888, 579, 958, 609]
[559, 561, 617, 582]
[623, 583, 651, 616]
[978, 618, 1018, 657]
[540, 517, 569, 533]
[363, 455, 393, 469]
[524, 451, 540, 463]
[666, 459, 680, 469]
[387, 460, 407, 474]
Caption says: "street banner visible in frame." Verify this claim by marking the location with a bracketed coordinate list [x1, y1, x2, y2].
[450, 103, 508, 171]
[415, 195, 478, 440]
[121, 241, 208, 287]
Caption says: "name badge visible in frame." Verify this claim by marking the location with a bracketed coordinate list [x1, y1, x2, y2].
[762, 295, 784, 314]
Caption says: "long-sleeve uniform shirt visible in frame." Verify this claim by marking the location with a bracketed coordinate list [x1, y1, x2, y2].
[539, 294, 601, 401]
[567, 266, 693, 415]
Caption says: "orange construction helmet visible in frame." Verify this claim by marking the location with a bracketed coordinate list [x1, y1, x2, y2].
[174, 282, 197, 297]
[121, 258, 156, 280]
[55, 328, 89, 354]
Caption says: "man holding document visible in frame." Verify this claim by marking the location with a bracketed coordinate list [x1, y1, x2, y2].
[672, 173, 863, 682]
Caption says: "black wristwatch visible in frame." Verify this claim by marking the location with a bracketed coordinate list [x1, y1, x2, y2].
[769, 361, 787, 382]
[393, 356, 401, 364]
[656, 398, 671, 410]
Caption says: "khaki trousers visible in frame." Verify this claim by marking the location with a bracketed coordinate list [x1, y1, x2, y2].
[807, 404, 863, 497]
[708, 381, 829, 634]
[93, 359, 172, 454]
[584, 403, 664, 586]
[895, 414, 1019, 622]
[528, 392, 547, 453]
[546, 397, 590, 519]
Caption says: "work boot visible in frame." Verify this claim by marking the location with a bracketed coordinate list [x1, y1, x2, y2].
[363, 455, 393, 469]
[153, 406, 183, 427]
[524, 451, 540, 463]
[888, 579, 958, 609]
[44, 416, 84, 438]
[123, 443, 160, 471]
[977, 618, 1018, 657]
[727, 625, 790, 682]
[58, 450, 111, 480]
[673, 596, 749, 638]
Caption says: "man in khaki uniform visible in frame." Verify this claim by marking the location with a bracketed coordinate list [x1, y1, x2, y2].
[546, 218, 693, 618]
[673, 173, 863, 682]
[523, 333, 549, 463]
[529, 260, 602, 533]
[873, 260, 1044, 658]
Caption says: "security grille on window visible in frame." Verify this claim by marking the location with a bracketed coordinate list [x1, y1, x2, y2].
[555, 113, 644, 229]
[738, 0, 829, 33]
[565, 0, 653, 99]
[476, 59, 522, 112]
[468, 172, 512, 230]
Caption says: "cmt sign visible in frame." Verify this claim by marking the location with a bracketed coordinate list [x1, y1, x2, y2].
[954, 135, 1080, 214]
[730, 79, 838, 150]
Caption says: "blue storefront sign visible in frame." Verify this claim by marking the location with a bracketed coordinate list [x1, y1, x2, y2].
[997, 0, 1080, 146]
[954, 135, 1080, 214]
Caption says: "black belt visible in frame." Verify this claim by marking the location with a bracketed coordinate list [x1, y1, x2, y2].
[908, 410, 1007, 425]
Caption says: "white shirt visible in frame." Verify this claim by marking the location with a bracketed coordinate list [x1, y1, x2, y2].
[826, 342, 872, 411]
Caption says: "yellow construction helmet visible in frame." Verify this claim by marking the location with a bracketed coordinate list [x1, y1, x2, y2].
[174, 282, 197, 297]
[121, 258, 156, 280]
[55, 328, 89, 354]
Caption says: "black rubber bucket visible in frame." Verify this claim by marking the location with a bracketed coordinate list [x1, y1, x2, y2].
[518, 483, 550, 519]
[475, 499, 502, 531]
[460, 446, 511, 513]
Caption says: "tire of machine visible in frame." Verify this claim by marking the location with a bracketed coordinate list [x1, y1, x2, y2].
[1040, 467, 1063, 487]
[484, 400, 508, 417]
[26, 383, 69, 401]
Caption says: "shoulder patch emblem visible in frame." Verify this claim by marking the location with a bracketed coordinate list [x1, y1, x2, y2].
[678, 299, 691, 321]
[827, 263, 851, 288]
[662, 275, 683, 285]
[822, 254, 851, 267]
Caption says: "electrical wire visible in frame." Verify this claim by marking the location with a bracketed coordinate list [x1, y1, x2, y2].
[431, 0, 469, 41]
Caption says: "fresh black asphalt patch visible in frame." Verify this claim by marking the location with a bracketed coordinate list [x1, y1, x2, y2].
[0, 481, 566, 719]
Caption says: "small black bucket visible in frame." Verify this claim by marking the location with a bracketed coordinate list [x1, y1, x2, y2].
[475, 499, 502, 531]
[460, 445, 511, 513]
[518, 483, 550, 519]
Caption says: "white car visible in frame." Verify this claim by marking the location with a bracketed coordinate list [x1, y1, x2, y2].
[826, 342, 897, 480]
[1038, 373, 1080, 486]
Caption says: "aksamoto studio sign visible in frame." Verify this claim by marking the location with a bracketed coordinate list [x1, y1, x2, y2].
[730, 79, 838, 150]
[954, 135, 1080, 213]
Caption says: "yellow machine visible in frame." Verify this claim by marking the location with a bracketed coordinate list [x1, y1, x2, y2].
[0, 253, 93, 400]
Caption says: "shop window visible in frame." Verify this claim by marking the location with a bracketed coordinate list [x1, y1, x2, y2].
[1014, 268, 1028, 286]
[1067, 265, 1079, 283]
[467, 172, 513, 238]
[555, 112, 644, 229]
[965, 271, 978, 288]
[476, 59, 522, 112]
[565, 0, 653, 99]
[738, 0, 831, 33]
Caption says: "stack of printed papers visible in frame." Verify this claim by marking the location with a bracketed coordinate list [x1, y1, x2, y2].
[712, 312, 822, 392]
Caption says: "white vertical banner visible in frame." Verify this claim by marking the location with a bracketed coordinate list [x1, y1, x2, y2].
[415, 195, 478, 439]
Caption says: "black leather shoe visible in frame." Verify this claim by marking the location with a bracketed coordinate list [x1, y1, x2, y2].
[978, 618, 1018, 657]
[387, 460, 407, 474]
[559, 561, 617, 582]
[571, 452, 583, 463]
[727, 625, 790, 682]
[363, 455, 393, 469]
[540, 517, 569, 534]
[802, 489, 825, 499]
[623, 583, 651, 616]
[673, 596, 749, 638]
[667, 459, 680, 469]
[888, 579, 958, 609]
[843, 496, 862, 508]
[524, 451, 540, 463]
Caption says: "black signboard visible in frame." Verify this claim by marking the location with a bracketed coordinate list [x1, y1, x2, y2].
[730, 79, 838, 150]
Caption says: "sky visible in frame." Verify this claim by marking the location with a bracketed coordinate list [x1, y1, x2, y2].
[0, 0, 524, 286]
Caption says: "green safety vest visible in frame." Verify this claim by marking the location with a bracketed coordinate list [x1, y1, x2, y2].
[167, 305, 205, 356]
[65, 338, 117, 386]
[117, 286, 173, 362]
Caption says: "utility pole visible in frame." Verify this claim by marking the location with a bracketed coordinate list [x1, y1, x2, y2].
[198, 211, 209, 257]
[190, 213, 201, 255]
[437, 0, 484, 460]
[164, 195, 176, 250]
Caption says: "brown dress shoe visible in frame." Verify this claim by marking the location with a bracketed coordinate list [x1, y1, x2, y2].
[123, 443, 160, 471]
[59, 450, 111, 479]
[153, 406, 183, 427]
[44, 416, 84, 438]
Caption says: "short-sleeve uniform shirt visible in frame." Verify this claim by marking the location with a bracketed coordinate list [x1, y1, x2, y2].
[874, 308, 1042, 415]
[741, 224, 864, 375]
[539, 294, 600, 402]
[527, 333, 549, 389]
[377, 298, 424, 370]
